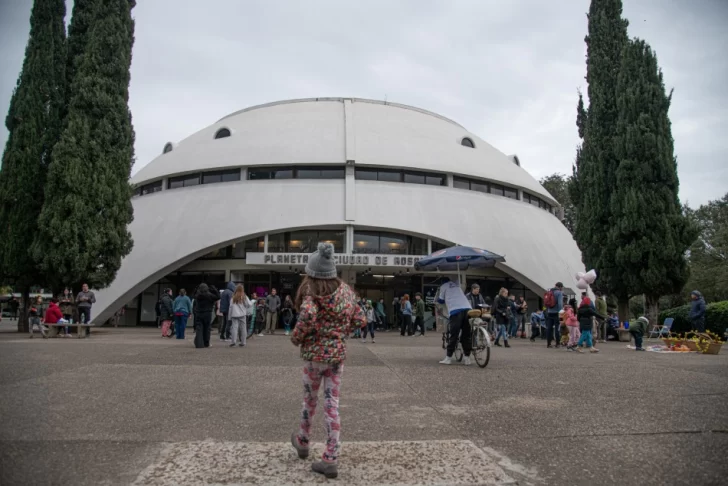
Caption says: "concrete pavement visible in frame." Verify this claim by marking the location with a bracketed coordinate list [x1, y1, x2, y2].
[0, 326, 726, 485]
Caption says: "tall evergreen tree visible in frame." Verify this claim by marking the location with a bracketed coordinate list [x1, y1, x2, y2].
[570, 0, 629, 317]
[0, 0, 66, 331]
[33, 0, 136, 290]
[611, 38, 696, 325]
[65, 0, 97, 100]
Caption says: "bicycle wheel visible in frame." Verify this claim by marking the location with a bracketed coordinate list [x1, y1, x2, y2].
[454, 343, 463, 362]
[473, 327, 491, 368]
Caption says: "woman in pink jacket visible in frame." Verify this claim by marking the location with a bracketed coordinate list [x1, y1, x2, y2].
[289, 243, 365, 479]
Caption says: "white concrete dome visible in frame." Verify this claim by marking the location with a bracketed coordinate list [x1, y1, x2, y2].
[94, 98, 585, 324]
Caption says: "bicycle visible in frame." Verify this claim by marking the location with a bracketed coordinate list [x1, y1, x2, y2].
[442, 308, 492, 368]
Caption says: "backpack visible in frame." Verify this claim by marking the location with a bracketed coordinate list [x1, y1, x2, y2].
[543, 289, 556, 309]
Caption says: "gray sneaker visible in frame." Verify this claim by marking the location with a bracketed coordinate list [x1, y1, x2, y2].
[311, 461, 338, 479]
[291, 432, 309, 459]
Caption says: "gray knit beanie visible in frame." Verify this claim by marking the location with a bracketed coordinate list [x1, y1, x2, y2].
[305, 242, 338, 279]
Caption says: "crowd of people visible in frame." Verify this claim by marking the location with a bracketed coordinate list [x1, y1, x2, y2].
[1, 285, 97, 338]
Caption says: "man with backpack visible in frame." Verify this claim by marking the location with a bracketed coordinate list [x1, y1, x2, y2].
[544, 282, 564, 348]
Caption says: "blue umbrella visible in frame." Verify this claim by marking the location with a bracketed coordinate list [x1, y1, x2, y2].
[414, 245, 505, 272]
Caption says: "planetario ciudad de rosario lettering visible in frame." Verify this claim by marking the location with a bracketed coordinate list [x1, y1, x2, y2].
[91, 97, 586, 327]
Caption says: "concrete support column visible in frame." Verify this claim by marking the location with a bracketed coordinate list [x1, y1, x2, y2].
[240, 167, 247, 180]
[345, 225, 354, 253]
[344, 99, 357, 222]
[263, 234, 269, 252]
[446, 174, 454, 187]
[427, 239, 432, 255]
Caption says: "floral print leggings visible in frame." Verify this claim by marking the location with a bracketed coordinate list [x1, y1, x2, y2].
[296, 361, 343, 463]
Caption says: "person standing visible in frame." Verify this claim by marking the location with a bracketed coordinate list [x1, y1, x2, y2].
[193, 283, 220, 348]
[265, 288, 281, 335]
[282, 295, 295, 336]
[595, 291, 608, 343]
[28, 295, 47, 339]
[689, 290, 706, 333]
[516, 295, 528, 338]
[59, 289, 75, 321]
[400, 294, 413, 336]
[76, 283, 96, 336]
[363, 300, 376, 343]
[544, 282, 564, 348]
[493, 288, 511, 348]
[173, 289, 193, 339]
[228, 285, 252, 347]
[247, 292, 258, 337]
[159, 288, 174, 338]
[392, 296, 401, 331]
[289, 243, 365, 479]
[507, 294, 518, 338]
[465, 283, 487, 309]
[437, 275, 474, 365]
[9, 297, 19, 320]
[575, 296, 603, 353]
[375, 298, 387, 330]
[413, 293, 426, 336]
[219, 281, 236, 341]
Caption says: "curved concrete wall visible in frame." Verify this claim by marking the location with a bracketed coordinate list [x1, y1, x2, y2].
[92, 179, 584, 324]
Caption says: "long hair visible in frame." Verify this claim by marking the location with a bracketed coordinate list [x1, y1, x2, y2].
[232, 284, 246, 304]
[295, 275, 343, 310]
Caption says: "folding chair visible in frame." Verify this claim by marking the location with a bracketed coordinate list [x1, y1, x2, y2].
[648, 317, 674, 339]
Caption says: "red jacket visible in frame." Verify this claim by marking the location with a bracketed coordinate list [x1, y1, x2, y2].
[44, 302, 63, 324]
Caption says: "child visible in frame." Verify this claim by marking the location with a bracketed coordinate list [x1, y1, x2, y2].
[529, 309, 544, 341]
[559, 307, 569, 347]
[290, 243, 365, 479]
[362, 300, 376, 343]
[629, 316, 648, 351]
[228, 285, 252, 347]
[28, 295, 46, 339]
[564, 298, 580, 350]
[576, 296, 604, 353]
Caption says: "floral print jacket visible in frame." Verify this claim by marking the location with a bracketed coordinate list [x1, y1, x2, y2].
[291, 283, 365, 364]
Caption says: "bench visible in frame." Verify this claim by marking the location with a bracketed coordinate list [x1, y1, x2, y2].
[45, 323, 93, 339]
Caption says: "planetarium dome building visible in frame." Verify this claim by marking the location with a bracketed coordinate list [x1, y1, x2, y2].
[93, 97, 585, 326]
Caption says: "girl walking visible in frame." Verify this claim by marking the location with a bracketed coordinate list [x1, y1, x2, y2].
[362, 300, 376, 343]
[228, 285, 252, 347]
[290, 243, 365, 479]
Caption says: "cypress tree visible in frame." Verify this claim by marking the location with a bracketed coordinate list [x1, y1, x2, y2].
[570, 0, 629, 317]
[33, 0, 136, 289]
[0, 0, 66, 331]
[611, 38, 695, 325]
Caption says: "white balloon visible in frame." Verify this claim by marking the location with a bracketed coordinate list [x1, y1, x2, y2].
[576, 278, 589, 290]
[584, 269, 598, 284]
[575, 272, 586, 280]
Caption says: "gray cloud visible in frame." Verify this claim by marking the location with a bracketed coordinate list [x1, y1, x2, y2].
[1, 0, 725, 206]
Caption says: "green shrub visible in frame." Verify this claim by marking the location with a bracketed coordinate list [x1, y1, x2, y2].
[658, 300, 728, 336]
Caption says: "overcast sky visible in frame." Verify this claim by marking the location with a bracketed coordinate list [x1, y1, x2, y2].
[1, 0, 726, 206]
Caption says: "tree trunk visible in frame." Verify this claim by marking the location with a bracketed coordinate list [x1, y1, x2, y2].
[645, 295, 660, 334]
[18, 287, 30, 333]
[617, 296, 630, 326]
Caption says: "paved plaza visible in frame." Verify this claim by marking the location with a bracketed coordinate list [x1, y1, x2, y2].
[0, 326, 726, 485]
